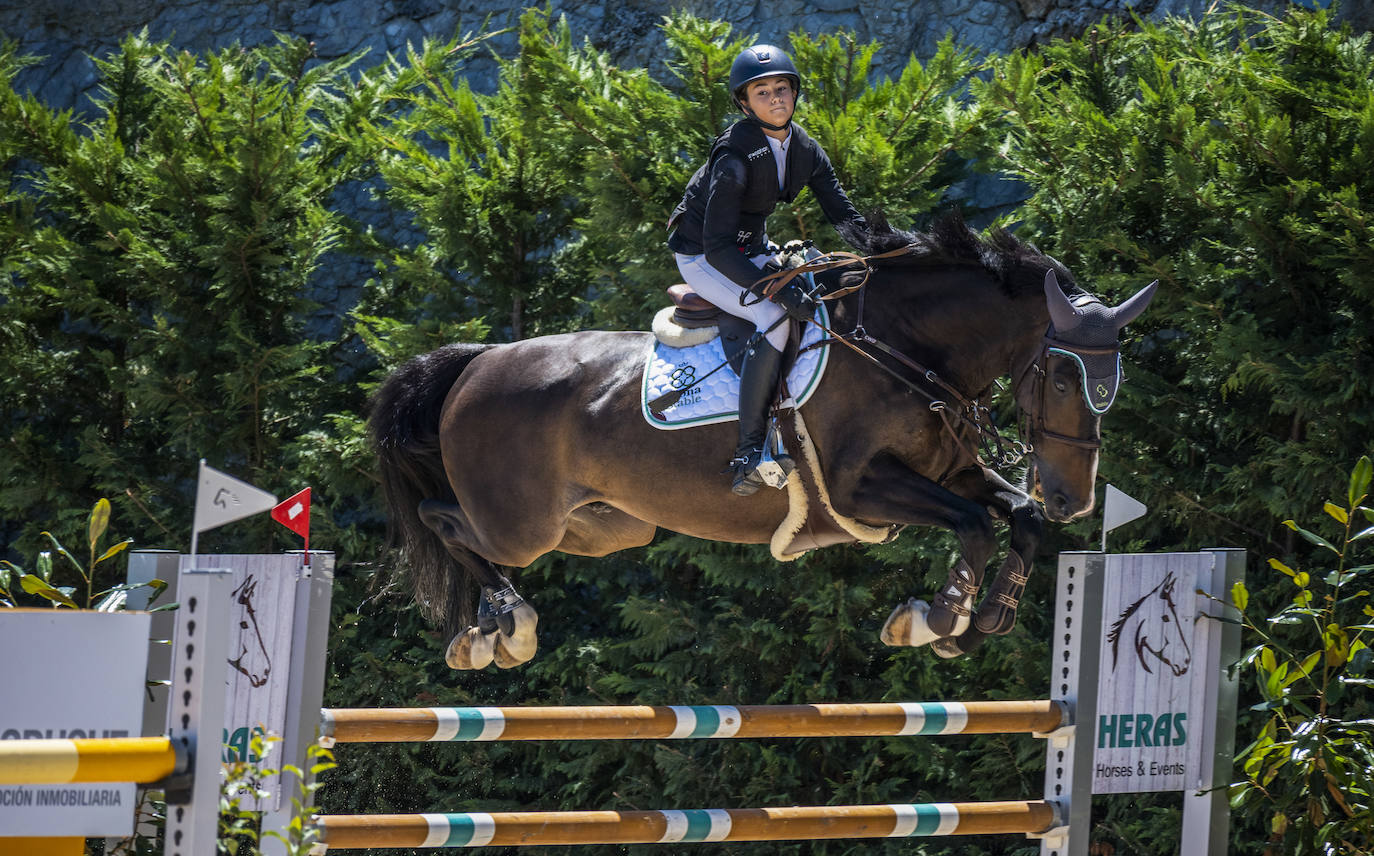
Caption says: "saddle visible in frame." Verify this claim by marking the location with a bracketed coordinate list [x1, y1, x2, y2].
[658, 246, 849, 376]
[662, 285, 761, 375]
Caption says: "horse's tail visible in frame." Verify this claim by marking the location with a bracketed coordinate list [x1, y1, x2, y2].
[369, 343, 497, 635]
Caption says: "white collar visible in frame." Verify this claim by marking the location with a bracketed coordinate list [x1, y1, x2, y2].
[766, 132, 790, 187]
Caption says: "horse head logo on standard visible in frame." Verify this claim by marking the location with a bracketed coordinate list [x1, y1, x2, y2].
[229, 574, 273, 688]
[369, 214, 1156, 670]
[1107, 570, 1192, 678]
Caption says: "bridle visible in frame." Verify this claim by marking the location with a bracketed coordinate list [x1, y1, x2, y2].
[758, 251, 1110, 468]
[1011, 336, 1110, 452]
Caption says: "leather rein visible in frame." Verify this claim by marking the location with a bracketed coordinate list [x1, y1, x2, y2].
[754, 250, 1106, 468]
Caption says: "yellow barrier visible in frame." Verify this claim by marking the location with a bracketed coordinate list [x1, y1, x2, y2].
[0, 736, 178, 785]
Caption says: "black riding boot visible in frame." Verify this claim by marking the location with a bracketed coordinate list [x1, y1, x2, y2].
[729, 339, 790, 496]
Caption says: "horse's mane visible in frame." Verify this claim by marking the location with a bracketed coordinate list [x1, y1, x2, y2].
[837, 210, 1080, 299]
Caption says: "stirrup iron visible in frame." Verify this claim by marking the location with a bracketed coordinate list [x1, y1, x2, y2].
[751, 418, 794, 490]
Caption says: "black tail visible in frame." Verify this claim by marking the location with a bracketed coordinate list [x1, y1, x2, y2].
[369, 343, 497, 636]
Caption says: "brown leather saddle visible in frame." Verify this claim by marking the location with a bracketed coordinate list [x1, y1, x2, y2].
[662, 284, 778, 376]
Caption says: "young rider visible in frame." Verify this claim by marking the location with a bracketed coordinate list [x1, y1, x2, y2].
[667, 44, 867, 496]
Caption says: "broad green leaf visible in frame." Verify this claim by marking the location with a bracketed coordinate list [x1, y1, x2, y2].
[19, 575, 79, 608]
[1324, 502, 1349, 525]
[41, 533, 84, 578]
[1231, 580, 1249, 611]
[1284, 651, 1322, 687]
[1269, 558, 1297, 578]
[1270, 813, 1289, 837]
[94, 539, 134, 566]
[1283, 520, 1339, 554]
[88, 498, 111, 555]
[36, 551, 52, 582]
[1350, 456, 1372, 509]
[1260, 646, 1277, 674]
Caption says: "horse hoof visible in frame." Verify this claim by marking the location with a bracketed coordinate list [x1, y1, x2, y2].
[881, 599, 941, 647]
[446, 627, 496, 670]
[492, 604, 539, 667]
[931, 638, 965, 659]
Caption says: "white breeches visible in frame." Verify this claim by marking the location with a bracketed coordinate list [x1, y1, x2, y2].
[674, 252, 789, 352]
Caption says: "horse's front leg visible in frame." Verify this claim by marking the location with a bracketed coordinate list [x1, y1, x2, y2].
[931, 467, 1046, 659]
[835, 453, 998, 648]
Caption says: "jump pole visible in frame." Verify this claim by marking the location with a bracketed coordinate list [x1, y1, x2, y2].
[314, 801, 1062, 849]
[320, 700, 1069, 744]
[0, 737, 180, 785]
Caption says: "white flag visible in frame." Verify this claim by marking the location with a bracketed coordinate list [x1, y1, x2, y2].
[1101, 483, 1148, 551]
[193, 460, 277, 537]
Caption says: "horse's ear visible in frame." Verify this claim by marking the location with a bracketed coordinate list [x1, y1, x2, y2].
[1044, 269, 1081, 332]
[1110, 281, 1158, 331]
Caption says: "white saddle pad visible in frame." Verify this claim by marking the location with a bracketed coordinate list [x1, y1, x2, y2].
[641, 303, 831, 430]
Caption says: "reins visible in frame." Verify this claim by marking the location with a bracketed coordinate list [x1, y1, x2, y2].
[754, 248, 1102, 468]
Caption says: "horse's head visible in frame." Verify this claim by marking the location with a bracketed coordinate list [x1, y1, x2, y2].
[1134, 573, 1192, 677]
[1017, 270, 1156, 522]
[1106, 571, 1193, 677]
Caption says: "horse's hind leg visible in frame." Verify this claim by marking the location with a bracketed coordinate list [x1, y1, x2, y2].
[418, 500, 539, 670]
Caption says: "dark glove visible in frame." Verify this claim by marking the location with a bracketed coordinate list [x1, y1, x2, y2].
[771, 280, 816, 323]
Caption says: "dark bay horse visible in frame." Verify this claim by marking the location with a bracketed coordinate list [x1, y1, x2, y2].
[371, 216, 1156, 669]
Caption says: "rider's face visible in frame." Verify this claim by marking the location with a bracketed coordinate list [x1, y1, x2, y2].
[741, 76, 795, 126]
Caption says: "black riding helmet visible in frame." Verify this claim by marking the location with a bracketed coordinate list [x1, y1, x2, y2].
[729, 45, 801, 131]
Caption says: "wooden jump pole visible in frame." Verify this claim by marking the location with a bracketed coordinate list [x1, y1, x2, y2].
[0, 736, 180, 785]
[314, 801, 1061, 849]
[320, 700, 1068, 744]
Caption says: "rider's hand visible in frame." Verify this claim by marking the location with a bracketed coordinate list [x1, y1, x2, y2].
[771, 281, 816, 323]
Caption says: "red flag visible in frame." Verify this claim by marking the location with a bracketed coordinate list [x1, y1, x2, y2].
[271, 488, 311, 559]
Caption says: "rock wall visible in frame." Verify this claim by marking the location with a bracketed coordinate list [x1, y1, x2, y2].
[4, 0, 1366, 112]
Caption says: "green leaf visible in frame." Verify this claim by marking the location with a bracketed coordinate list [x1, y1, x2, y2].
[94, 538, 134, 566]
[88, 498, 111, 556]
[19, 575, 79, 608]
[36, 551, 53, 582]
[1231, 580, 1250, 611]
[1350, 456, 1372, 509]
[1282, 520, 1339, 554]
[1283, 651, 1322, 687]
[1260, 646, 1277, 674]
[1269, 558, 1297, 578]
[41, 533, 85, 578]
[1324, 501, 1349, 525]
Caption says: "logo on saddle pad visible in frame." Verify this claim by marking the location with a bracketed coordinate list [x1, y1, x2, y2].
[669, 365, 697, 390]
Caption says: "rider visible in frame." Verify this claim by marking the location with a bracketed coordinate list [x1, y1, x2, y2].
[668, 44, 867, 496]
